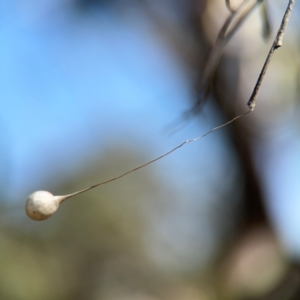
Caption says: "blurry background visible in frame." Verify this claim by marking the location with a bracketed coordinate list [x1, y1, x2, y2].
[0, 0, 300, 299]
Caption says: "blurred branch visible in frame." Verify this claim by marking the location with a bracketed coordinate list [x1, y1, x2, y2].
[225, 0, 236, 13]
[181, 0, 264, 120]
[254, 264, 300, 300]
[166, 0, 263, 134]
[261, 0, 271, 40]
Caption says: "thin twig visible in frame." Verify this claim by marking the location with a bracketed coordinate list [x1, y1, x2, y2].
[247, 0, 295, 110]
[63, 110, 252, 198]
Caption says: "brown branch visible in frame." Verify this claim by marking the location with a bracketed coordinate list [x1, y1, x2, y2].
[247, 0, 296, 110]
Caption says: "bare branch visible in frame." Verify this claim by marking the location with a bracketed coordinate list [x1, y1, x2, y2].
[247, 0, 296, 110]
